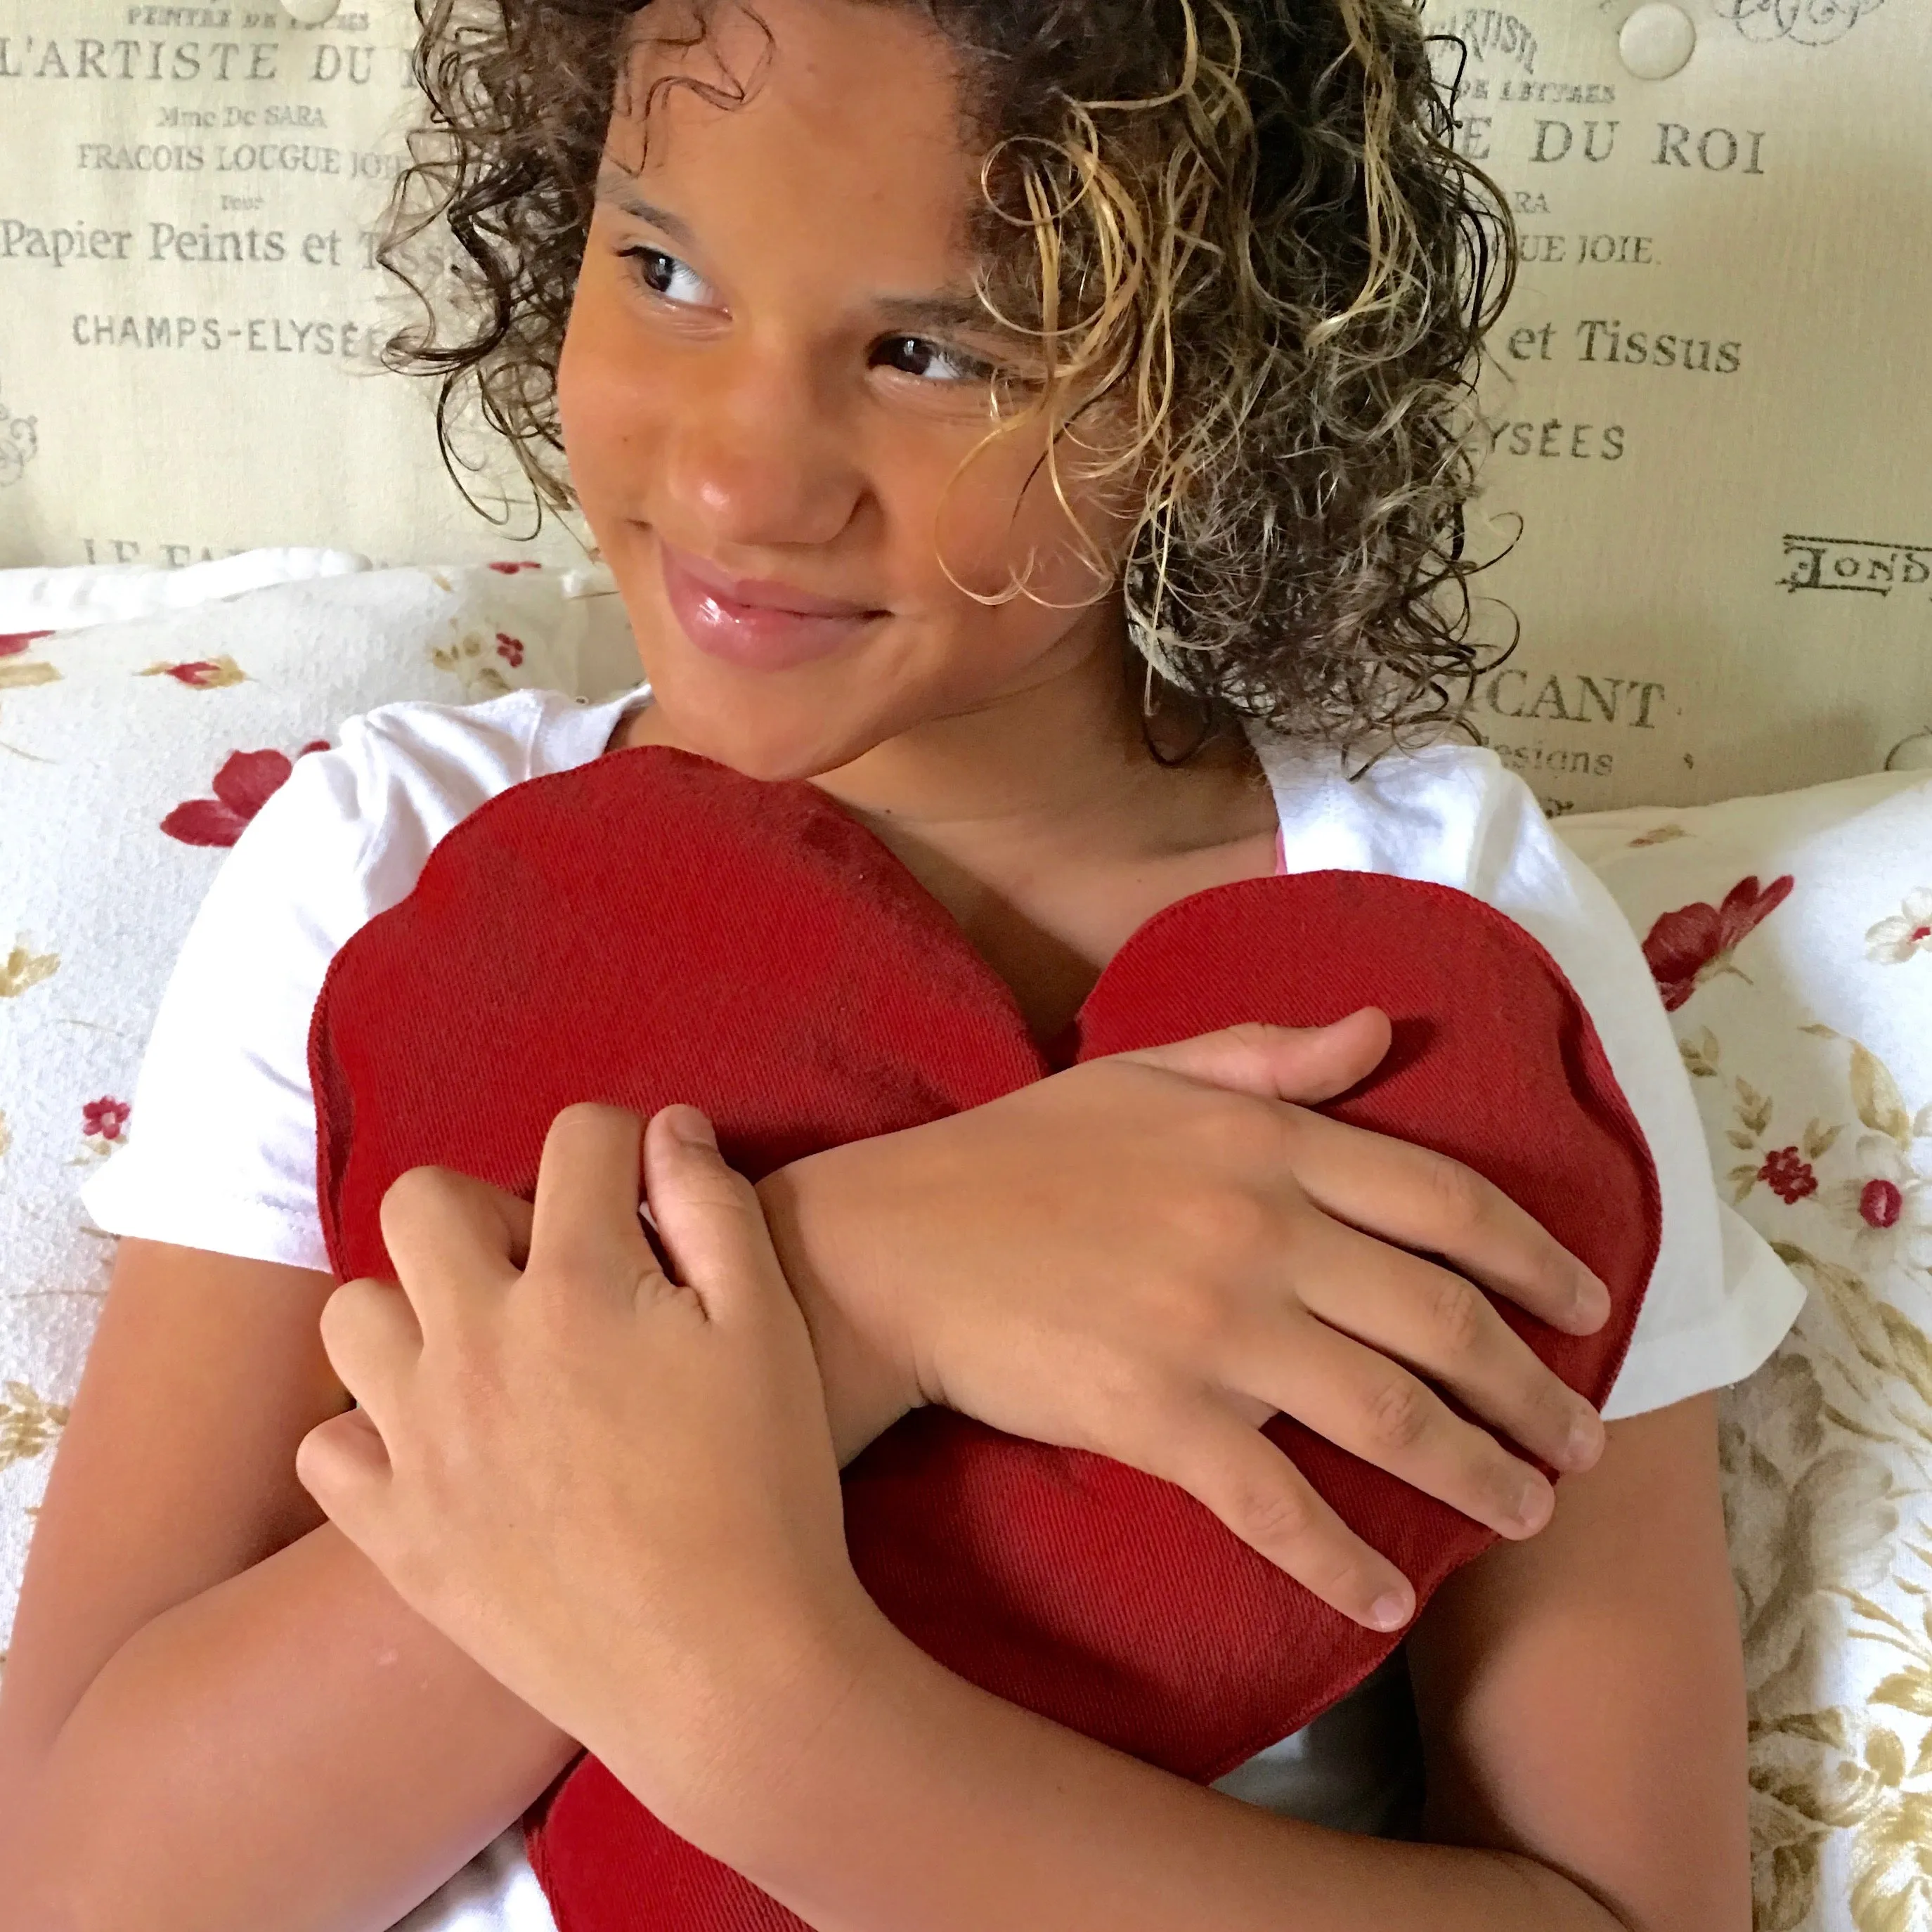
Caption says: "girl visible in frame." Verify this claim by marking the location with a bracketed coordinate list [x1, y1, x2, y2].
[0, 1, 1798, 1928]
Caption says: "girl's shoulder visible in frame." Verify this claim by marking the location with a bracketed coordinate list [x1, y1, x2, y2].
[1250, 732, 1562, 905]
[1250, 732, 1633, 1098]
[281, 685, 640, 884]
[74, 685, 640, 1270]
[1252, 732, 1645, 1056]
[1251, 727, 1803, 1420]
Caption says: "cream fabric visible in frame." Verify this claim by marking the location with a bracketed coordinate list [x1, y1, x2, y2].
[0, 0, 578, 571]
[0, 557, 590, 1651]
[1562, 770, 1932, 1931]
[1434, 0, 1932, 808]
[4, 2, 1931, 804]
[0, 544, 368, 628]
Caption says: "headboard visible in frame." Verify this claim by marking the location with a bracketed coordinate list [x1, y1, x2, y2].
[0, 0, 573, 570]
[1, 0, 1927, 809]
[1439, 0, 1932, 808]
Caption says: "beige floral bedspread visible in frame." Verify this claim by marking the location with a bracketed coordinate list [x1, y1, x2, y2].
[1571, 772, 1932, 1931]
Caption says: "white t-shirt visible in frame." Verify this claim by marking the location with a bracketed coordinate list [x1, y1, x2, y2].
[79, 685, 1803, 1930]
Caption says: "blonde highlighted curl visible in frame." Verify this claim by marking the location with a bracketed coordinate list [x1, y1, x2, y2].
[383, 0, 1515, 753]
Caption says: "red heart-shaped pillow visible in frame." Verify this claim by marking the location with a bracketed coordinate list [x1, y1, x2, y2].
[309, 746, 1657, 1932]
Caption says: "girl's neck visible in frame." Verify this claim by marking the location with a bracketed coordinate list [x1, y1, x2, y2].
[615, 646, 1281, 1044]
[826, 659, 1263, 861]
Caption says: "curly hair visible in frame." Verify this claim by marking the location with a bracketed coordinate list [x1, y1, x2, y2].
[381, 0, 1515, 751]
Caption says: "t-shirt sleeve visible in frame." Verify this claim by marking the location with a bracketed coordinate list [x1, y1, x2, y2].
[75, 744, 388, 1272]
[72, 686, 574, 1275]
[1427, 754, 1803, 1419]
[1257, 739, 1804, 1420]
[76, 689, 614, 1271]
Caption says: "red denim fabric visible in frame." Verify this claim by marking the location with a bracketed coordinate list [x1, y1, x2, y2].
[309, 746, 1659, 1932]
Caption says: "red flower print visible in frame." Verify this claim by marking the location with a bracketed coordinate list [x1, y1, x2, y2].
[0, 630, 51, 657]
[82, 1096, 130, 1143]
[1861, 1178, 1905, 1230]
[496, 633, 526, 668]
[161, 746, 306, 847]
[486, 560, 541, 575]
[1642, 874, 1795, 1012]
[1824, 1132, 1932, 1269]
[1758, 1146, 1817, 1205]
[138, 654, 247, 689]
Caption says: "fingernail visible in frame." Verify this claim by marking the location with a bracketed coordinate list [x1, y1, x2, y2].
[1368, 1591, 1412, 1631]
[1511, 1476, 1553, 1534]
[668, 1106, 717, 1150]
[1574, 1271, 1612, 1328]
[1564, 1406, 1605, 1470]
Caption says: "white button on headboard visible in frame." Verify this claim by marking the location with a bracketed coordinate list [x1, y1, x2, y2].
[1619, 2, 1696, 80]
[280, 0, 344, 23]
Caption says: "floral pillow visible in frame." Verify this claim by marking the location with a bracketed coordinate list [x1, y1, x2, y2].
[1560, 770, 1932, 1932]
[0, 560, 596, 1654]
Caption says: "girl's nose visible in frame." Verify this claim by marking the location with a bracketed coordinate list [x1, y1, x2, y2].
[660, 350, 865, 555]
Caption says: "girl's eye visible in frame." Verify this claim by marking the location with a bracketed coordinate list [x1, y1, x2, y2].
[619, 245, 713, 309]
[873, 335, 992, 386]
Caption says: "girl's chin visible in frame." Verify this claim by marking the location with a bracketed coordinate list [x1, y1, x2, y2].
[633, 692, 888, 786]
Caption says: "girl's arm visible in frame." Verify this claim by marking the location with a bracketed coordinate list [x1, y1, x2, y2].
[0, 1022, 1600, 1932]
[1406, 1393, 1748, 1924]
[0, 1239, 579, 1932]
[699, 1397, 1749, 1932]
[0, 1226, 914, 1932]
[302, 1108, 1751, 1932]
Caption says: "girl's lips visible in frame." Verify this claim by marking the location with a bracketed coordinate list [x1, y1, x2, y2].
[659, 543, 886, 672]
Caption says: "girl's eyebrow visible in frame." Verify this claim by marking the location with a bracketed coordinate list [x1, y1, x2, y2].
[595, 169, 995, 337]
[595, 174, 697, 249]
[873, 292, 997, 336]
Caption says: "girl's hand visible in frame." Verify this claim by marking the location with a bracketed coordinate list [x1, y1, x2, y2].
[758, 1010, 1612, 1635]
[294, 1103, 882, 1835]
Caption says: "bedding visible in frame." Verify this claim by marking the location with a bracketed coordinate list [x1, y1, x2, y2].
[0, 556, 1925, 1930]
[0, 560, 589, 1624]
[5, 0, 1931, 810]
[1559, 772, 1932, 1932]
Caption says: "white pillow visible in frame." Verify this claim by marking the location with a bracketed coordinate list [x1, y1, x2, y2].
[0, 547, 371, 636]
[0, 561, 592, 1642]
[1560, 772, 1932, 1932]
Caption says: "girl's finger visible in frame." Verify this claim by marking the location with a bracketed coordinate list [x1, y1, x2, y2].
[316, 1274, 421, 1433]
[378, 1165, 529, 1321]
[1277, 1106, 1612, 1337]
[641, 1105, 792, 1323]
[1136, 1393, 1415, 1631]
[525, 1102, 661, 1289]
[1283, 1215, 1604, 1475]
[1233, 1306, 1559, 1543]
[294, 1401, 395, 1534]
[1112, 1009, 1392, 1107]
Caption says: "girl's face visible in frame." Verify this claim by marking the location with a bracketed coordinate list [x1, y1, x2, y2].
[557, 0, 1135, 783]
